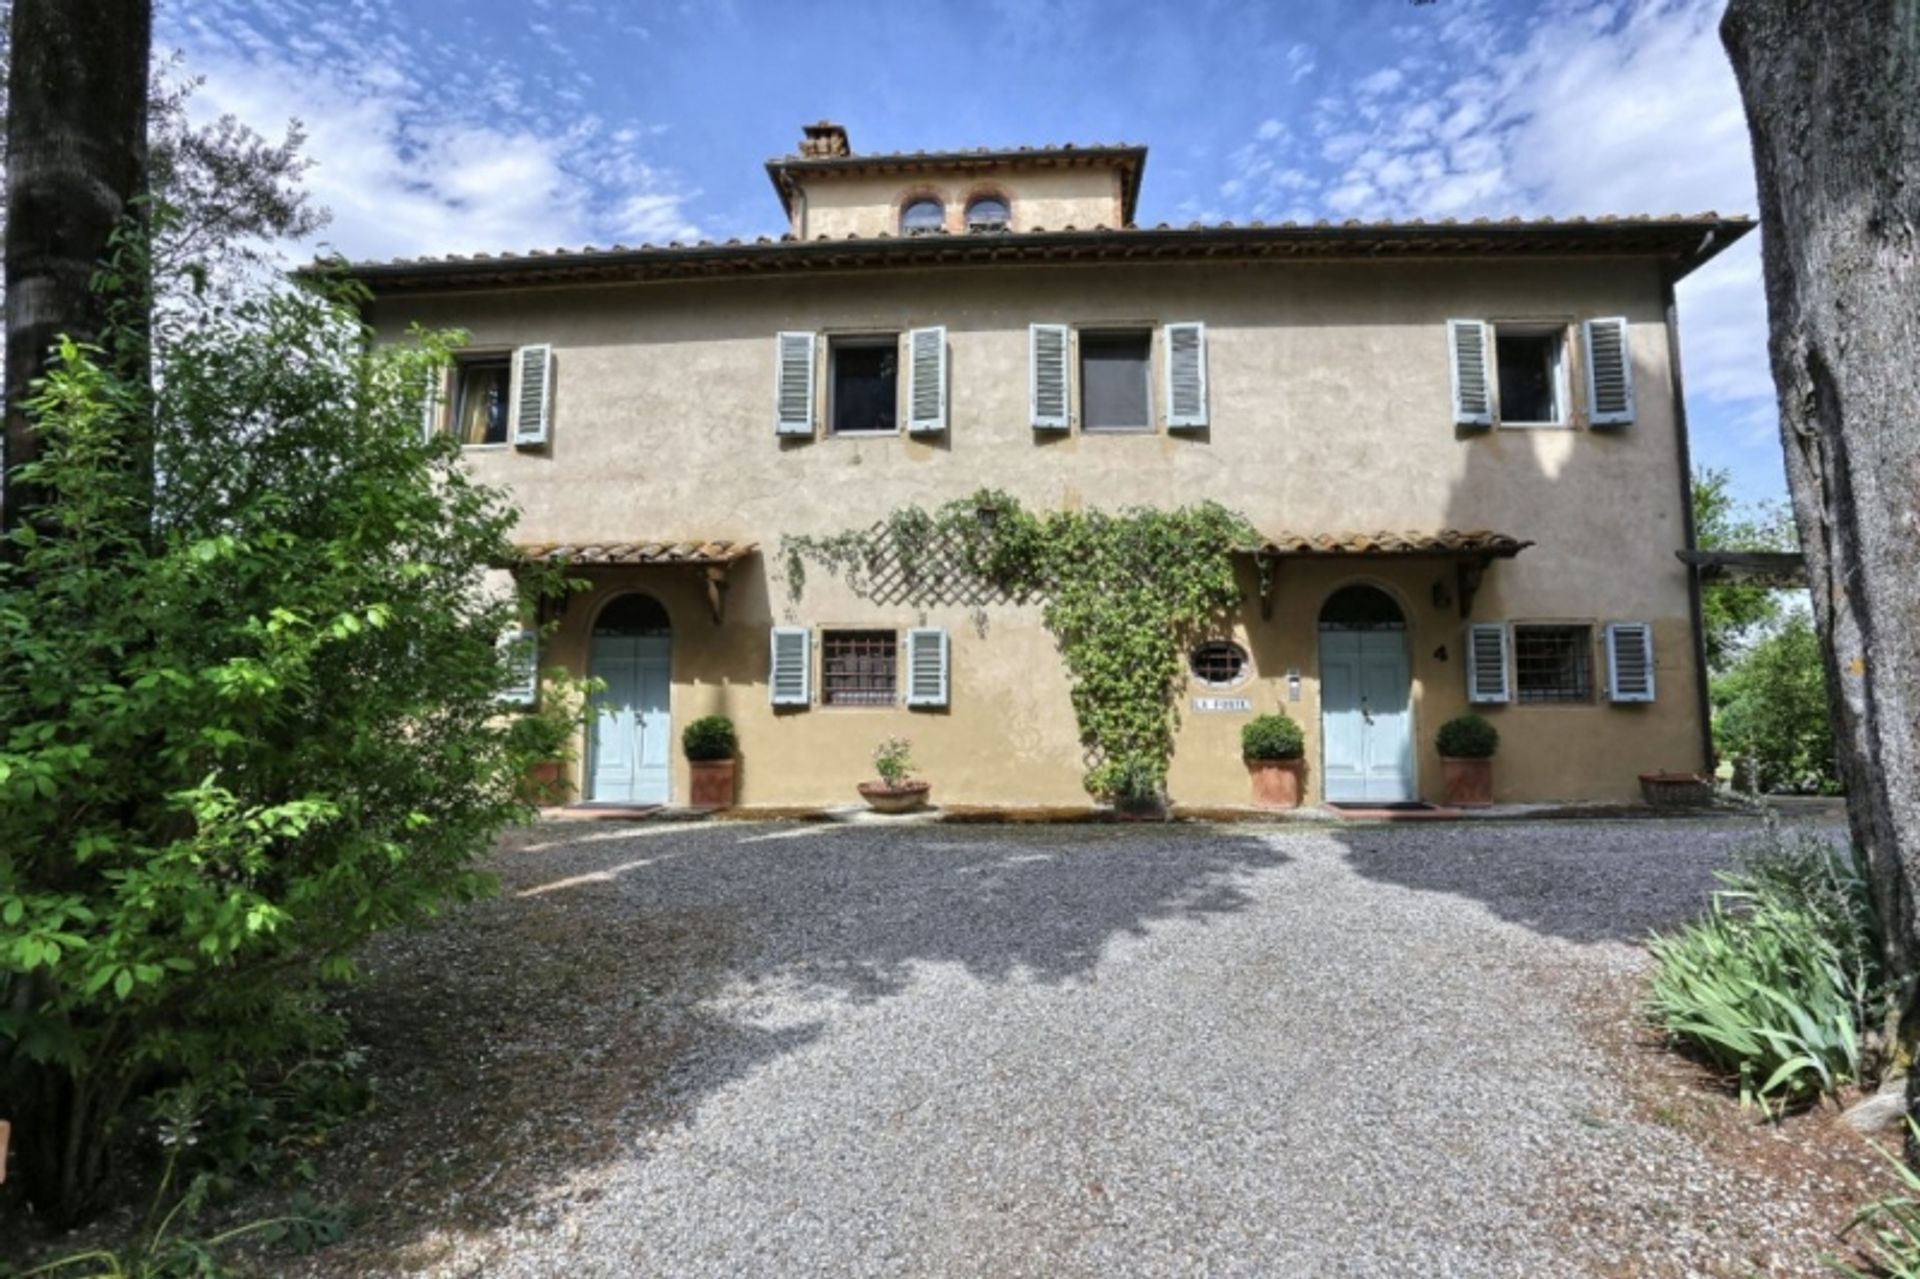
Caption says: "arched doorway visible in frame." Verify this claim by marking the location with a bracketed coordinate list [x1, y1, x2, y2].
[588, 593, 672, 804]
[1318, 584, 1414, 804]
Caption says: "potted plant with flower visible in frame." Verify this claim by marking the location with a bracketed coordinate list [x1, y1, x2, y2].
[1242, 712, 1306, 809]
[683, 715, 738, 810]
[859, 736, 930, 813]
[1436, 713, 1498, 808]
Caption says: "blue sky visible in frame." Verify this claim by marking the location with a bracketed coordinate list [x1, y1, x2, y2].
[163, 0, 1784, 507]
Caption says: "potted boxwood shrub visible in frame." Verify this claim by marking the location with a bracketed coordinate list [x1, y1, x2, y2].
[1436, 713, 1498, 808]
[859, 736, 930, 813]
[1242, 712, 1306, 809]
[683, 715, 738, 810]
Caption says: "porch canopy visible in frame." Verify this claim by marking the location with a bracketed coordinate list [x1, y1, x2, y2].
[514, 539, 757, 622]
[1674, 548, 1806, 588]
[1247, 529, 1532, 618]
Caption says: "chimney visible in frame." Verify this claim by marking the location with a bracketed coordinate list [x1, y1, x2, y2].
[799, 120, 850, 158]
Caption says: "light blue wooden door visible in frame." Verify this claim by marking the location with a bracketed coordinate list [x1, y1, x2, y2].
[1320, 630, 1413, 803]
[588, 633, 670, 804]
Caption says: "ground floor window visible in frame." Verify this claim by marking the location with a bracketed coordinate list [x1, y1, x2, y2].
[1513, 624, 1594, 703]
[822, 629, 897, 706]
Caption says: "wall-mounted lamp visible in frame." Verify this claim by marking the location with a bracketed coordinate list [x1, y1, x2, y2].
[1431, 579, 1454, 611]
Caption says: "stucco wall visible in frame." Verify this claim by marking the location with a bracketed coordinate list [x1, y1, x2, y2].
[376, 255, 1704, 808]
[795, 167, 1124, 238]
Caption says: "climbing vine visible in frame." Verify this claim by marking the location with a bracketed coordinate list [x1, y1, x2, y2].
[782, 489, 1256, 800]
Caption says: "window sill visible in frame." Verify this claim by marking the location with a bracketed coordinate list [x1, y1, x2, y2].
[829, 430, 902, 439]
[1082, 425, 1156, 435]
[1496, 421, 1573, 431]
[460, 442, 512, 451]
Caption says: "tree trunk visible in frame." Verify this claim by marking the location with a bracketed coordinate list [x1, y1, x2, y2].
[2, 0, 151, 533]
[1720, 0, 1920, 1114]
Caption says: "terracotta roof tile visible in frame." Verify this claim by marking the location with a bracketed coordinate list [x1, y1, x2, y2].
[319, 215, 1752, 292]
[1256, 530, 1532, 558]
[515, 540, 757, 566]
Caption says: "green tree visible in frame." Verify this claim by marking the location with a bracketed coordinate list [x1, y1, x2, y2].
[1714, 613, 1840, 796]
[1692, 466, 1795, 672]
[0, 274, 576, 1223]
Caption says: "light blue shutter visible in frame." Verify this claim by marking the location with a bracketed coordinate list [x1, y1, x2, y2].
[1164, 321, 1208, 429]
[421, 366, 445, 442]
[1583, 317, 1635, 426]
[905, 628, 949, 707]
[1466, 623, 1510, 703]
[1030, 323, 1069, 430]
[775, 332, 817, 436]
[498, 628, 538, 707]
[1448, 319, 1493, 427]
[769, 626, 811, 706]
[513, 345, 552, 446]
[1605, 622, 1655, 702]
[907, 326, 947, 434]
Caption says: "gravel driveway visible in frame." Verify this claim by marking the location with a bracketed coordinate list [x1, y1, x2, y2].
[287, 815, 1873, 1278]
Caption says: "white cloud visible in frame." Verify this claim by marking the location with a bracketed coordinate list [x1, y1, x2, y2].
[161, 0, 700, 264]
[1217, 0, 1776, 493]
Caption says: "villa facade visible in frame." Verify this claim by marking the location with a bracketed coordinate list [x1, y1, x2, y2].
[345, 122, 1751, 810]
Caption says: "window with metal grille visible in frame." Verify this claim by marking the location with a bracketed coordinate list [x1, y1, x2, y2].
[1513, 624, 1594, 703]
[822, 630, 897, 706]
[1189, 640, 1249, 688]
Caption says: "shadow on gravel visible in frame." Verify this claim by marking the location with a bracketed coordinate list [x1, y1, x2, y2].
[1325, 818, 1759, 946]
[287, 821, 1290, 1273]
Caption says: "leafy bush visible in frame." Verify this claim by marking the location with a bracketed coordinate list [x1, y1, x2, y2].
[1436, 714, 1499, 760]
[872, 737, 914, 788]
[1646, 823, 1887, 1114]
[1109, 757, 1165, 812]
[0, 279, 578, 1222]
[1713, 612, 1840, 795]
[1241, 713, 1304, 761]
[681, 715, 737, 762]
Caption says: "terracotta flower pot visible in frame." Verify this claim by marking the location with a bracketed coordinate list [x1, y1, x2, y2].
[1441, 756, 1494, 808]
[858, 779, 930, 814]
[1639, 771, 1715, 809]
[1247, 758, 1304, 809]
[689, 758, 737, 810]
[520, 759, 569, 806]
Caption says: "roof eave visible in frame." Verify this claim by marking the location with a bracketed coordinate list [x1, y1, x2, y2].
[318, 217, 1755, 294]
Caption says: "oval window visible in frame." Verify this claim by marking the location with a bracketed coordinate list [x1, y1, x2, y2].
[965, 196, 1010, 232]
[1189, 640, 1250, 687]
[900, 198, 944, 235]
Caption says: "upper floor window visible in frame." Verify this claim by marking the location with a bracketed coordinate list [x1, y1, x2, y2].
[965, 196, 1010, 233]
[1081, 330, 1152, 432]
[1495, 326, 1568, 426]
[900, 198, 944, 236]
[452, 355, 512, 446]
[829, 335, 897, 435]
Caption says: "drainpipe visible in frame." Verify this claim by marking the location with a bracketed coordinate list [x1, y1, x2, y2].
[1663, 267, 1717, 775]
